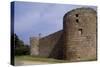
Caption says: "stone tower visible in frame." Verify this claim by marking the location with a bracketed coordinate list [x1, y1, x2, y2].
[63, 8, 97, 61]
[30, 37, 39, 56]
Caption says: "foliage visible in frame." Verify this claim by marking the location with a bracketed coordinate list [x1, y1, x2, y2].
[12, 33, 30, 55]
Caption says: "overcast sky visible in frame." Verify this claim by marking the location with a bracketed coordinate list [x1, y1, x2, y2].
[14, 1, 97, 45]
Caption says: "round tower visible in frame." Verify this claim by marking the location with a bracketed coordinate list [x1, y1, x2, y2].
[63, 8, 97, 61]
[30, 37, 39, 56]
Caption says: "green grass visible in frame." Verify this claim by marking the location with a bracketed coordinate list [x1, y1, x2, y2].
[15, 55, 68, 63]
[15, 55, 97, 64]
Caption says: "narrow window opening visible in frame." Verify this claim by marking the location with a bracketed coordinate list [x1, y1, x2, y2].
[76, 14, 79, 17]
[78, 57, 80, 58]
[78, 29, 83, 35]
[76, 19, 79, 23]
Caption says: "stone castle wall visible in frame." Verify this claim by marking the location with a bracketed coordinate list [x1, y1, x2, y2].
[30, 7, 97, 61]
[63, 8, 97, 61]
[30, 37, 39, 56]
[39, 30, 65, 59]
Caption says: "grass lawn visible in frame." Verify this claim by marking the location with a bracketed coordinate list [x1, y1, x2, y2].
[15, 55, 68, 65]
[15, 55, 96, 66]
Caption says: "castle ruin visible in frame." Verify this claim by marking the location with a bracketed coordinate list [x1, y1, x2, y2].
[30, 7, 97, 61]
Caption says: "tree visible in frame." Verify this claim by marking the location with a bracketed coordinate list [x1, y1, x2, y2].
[12, 33, 30, 55]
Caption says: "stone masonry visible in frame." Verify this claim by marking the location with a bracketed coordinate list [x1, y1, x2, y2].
[30, 37, 39, 56]
[30, 7, 97, 61]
